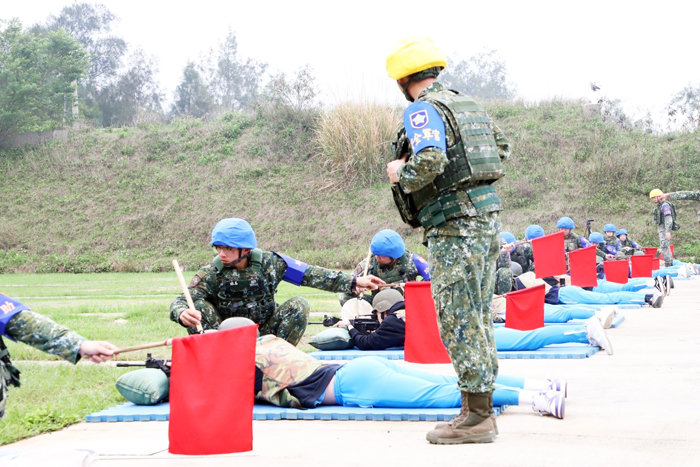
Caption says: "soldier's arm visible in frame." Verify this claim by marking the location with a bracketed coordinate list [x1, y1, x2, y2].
[669, 191, 700, 201]
[397, 147, 448, 193]
[662, 204, 674, 232]
[170, 266, 217, 325]
[5, 310, 86, 364]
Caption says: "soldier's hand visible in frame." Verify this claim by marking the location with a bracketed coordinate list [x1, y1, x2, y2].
[179, 308, 202, 328]
[334, 319, 350, 328]
[660, 193, 670, 200]
[355, 275, 385, 292]
[665, 232, 671, 241]
[387, 154, 409, 184]
[79, 340, 118, 363]
[501, 243, 515, 254]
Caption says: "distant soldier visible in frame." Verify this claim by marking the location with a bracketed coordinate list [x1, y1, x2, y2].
[660, 190, 700, 223]
[0, 292, 116, 419]
[614, 229, 644, 259]
[339, 229, 429, 307]
[557, 217, 590, 253]
[494, 232, 516, 295]
[510, 225, 543, 274]
[649, 189, 677, 267]
[170, 218, 384, 345]
[602, 224, 619, 256]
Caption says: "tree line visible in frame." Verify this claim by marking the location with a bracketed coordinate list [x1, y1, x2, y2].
[2, 1, 699, 141]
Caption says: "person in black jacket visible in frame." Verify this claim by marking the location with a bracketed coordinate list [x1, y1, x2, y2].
[337, 289, 406, 350]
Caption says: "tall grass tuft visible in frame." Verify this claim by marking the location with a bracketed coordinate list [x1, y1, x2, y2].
[315, 102, 401, 184]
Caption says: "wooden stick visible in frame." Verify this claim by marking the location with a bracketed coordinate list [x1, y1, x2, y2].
[363, 248, 372, 277]
[114, 339, 172, 354]
[173, 259, 204, 334]
[378, 282, 405, 289]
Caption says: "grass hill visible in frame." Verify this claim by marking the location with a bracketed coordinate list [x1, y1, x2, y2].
[1, 98, 699, 274]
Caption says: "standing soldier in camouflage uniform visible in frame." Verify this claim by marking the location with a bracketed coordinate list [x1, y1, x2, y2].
[660, 190, 700, 223]
[385, 36, 510, 444]
[0, 292, 116, 419]
[171, 218, 384, 345]
[649, 189, 677, 267]
[339, 229, 430, 307]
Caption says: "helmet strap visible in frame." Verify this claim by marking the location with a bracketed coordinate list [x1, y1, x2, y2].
[229, 249, 252, 267]
[399, 67, 444, 102]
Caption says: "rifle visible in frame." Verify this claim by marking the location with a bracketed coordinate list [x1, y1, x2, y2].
[116, 353, 171, 377]
[585, 219, 595, 238]
[308, 313, 380, 334]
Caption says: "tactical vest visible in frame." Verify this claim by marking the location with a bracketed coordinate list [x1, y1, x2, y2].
[255, 335, 326, 408]
[0, 337, 21, 420]
[391, 89, 506, 229]
[369, 254, 411, 285]
[653, 202, 681, 231]
[214, 249, 276, 323]
[564, 233, 581, 252]
[510, 245, 529, 271]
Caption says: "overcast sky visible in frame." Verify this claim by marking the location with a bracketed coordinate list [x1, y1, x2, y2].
[4, 0, 699, 124]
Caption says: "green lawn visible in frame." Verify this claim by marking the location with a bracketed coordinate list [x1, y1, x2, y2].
[0, 272, 343, 445]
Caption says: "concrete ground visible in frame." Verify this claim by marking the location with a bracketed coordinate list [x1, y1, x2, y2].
[3, 277, 700, 466]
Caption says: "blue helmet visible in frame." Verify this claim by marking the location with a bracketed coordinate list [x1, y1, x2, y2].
[370, 229, 405, 258]
[525, 225, 545, 240]
[615, 229, 628, 237]
[589, 232, 604, 244]
[500, 232, 516, 252]
[603, 223, 617, 233]
[557, 217, 575, 229]
[211, 218, 257, 249]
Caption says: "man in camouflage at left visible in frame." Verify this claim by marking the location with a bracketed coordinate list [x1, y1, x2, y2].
[660, 190, 700, 223]
[0, 292, 116, 419]
[170, 218, 384, 345]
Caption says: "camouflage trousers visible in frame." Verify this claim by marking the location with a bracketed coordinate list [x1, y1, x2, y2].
[658, 231, 674, 267]
[190, 297, 310, 346]
[494, 267, 514, 295]
[427, 213, 500, 394]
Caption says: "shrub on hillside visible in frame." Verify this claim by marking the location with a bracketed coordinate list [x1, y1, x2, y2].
[315, 102, 401, 184]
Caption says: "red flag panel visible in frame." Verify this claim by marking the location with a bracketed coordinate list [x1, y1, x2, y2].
[652, 258, 660, 270]
[631, 255, 653, 278]
[404, 281, 451, 364]
[532, 231, 567, 278]
[644, 247, 657, 257]
[505, 284, 545, 331]
[604, 260, 629, 284]
[569, 246, 598, 288]
[169, 325, 257, 455]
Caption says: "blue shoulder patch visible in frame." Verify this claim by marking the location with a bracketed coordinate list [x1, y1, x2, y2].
[272, 252, 309, 286]
[412, 254, 431, 281]
[0, 293, 30, 339]
[403, 101, 447, 154]
[661, 204, 672, 216]
[579, 237, 591, 249]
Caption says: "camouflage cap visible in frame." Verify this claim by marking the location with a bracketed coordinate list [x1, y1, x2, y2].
[372, 289, 404, 313]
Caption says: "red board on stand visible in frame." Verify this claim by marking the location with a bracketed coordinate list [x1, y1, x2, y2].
[631, 255, 653, 278]
[404, 281, 451, 364]
[569, 246, 598, 288]
[505, 284, 545, 331]
[532, 231, 567, 278]
[604, 260, 629, 284]
[169, 325, 257, 455]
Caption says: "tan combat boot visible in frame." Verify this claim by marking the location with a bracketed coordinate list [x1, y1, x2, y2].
[432, 391, 499, 436]
[426, 392, 496, 444]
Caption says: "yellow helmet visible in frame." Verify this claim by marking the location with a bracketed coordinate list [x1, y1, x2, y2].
[386, 35, 448, 80]
[649, 189, 663, 199]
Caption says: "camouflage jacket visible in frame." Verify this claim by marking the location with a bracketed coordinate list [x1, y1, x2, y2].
[616, 238, 642, 256]
[396, 82, 510, 239]
[255, 335, 328, 408]
[564, 232, 588, 252]
[669, 191, 700, 201]
[497, 238, 512, 269]
[170, 251, 354, 326]
[5, 310, 85, 364]
[510, 243, 534, 273]
[603, 236, 618, 255]
[653, 201, 674, 233]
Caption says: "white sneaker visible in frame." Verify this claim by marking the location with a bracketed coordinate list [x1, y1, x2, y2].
[586, 317, 613, 355]
[654, 276, 666, 297]
[546, 379, 568, 398]
[662, 275, 671, 296]
[650, 290, 664, 308]
[678, 266, 688, 278]
[645, 279, 655, 288]
[532, 390, 565, 419]
[595, 306, 616, 329]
